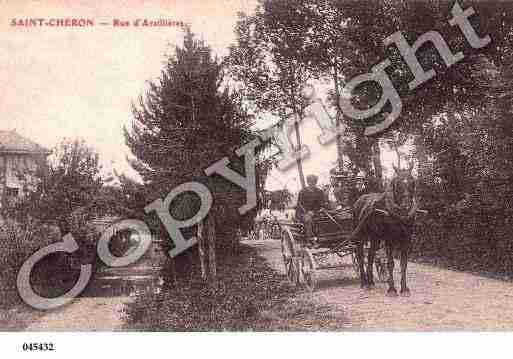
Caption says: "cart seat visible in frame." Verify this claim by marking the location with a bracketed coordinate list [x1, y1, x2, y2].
[313, 208, 352, 233]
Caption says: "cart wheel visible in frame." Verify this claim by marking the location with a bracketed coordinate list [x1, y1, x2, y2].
[281, 228, 297, 283]
[301, 248, 317, 292]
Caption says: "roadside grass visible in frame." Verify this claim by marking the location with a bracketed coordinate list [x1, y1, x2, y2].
[123, 242, 342, 331]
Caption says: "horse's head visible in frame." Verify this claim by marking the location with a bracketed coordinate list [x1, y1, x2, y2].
[390, 162, 417, 212]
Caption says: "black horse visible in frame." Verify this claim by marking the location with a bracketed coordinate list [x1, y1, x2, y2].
[352, 164, 418, 296]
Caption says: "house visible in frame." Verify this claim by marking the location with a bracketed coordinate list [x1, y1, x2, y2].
[0, 130, 51, 207]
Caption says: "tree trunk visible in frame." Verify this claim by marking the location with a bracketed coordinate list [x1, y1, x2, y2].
[57, 217, 71, 238]
[294, 119, 306, 189]
[414, 136, 428, 177]
[161, 225, 177, 287]
[332, 64, 344, 172]
[168, 257, 177, 286]
[206, 214, 217, 285]
[371, 139, 383, 191]
[197, 220, 207, 281]
[187, 250, 195, 281]
[233, 228, 241, 255]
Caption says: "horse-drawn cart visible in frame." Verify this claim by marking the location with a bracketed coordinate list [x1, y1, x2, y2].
[280, 207, 387, 291]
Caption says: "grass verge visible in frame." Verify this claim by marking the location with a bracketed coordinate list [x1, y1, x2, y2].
[123, 242, 341, 331]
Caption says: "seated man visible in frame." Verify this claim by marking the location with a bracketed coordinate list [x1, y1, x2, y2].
[295, 174, 328, 241]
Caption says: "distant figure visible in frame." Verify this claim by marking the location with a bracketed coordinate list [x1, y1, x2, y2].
[295, 174, 328, 240]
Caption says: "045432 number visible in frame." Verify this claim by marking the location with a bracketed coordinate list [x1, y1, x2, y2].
[22, 343, 55, 351]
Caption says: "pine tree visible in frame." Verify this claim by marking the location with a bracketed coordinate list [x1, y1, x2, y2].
[126, 29, 253, 190]
[125, 29, 264, 281]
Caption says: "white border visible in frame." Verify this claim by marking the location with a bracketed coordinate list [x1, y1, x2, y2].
[1, 332, 511, 359]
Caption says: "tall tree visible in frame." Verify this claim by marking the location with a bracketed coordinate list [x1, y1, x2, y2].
[255, 0, 389, 190]
[228, 9, 314, 188]
[125, 29, 265, 280]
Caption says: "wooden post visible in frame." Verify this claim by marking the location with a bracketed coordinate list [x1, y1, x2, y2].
[207, 215, 217, 284]
[197, 220, 207, 281]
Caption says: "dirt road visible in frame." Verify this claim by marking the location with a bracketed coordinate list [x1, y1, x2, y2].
[13, 239, 513, 331]
[24, 297, 130, 331]
[247, 239, 513, 330]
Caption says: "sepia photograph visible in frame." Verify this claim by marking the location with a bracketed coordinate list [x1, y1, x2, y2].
[1, 0, 512, 357]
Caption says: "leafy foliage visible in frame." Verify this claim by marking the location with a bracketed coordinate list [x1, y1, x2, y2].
[5, 139, 104, 237]
[0, 219, 62, 309]
[228, 8, 315, 188]
[233, 0, 513, 274]
[125, 29, 268, 247]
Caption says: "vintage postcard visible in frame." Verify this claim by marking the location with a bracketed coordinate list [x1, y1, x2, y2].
[1, 0, 512, 357]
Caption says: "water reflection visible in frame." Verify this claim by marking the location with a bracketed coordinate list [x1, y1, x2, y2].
[84, 272, 164, 298]
[83, 237, 167, 299]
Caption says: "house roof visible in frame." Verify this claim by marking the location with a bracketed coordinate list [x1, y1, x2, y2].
[0, 130, 51, 155]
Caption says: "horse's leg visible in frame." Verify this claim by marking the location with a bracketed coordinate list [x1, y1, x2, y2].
[356, 239, 367, 288]
[366, 237, 378, 288]
[385, 240, 397, 296]
[400, 240, 411, 296]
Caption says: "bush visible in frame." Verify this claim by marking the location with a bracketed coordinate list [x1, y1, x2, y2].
[0, 219, 61, 308]
[0, 218, 93, 309]
[411, 206, 513, 275]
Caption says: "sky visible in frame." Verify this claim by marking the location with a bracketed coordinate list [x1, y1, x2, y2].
[0, 0, 398, 194]
[261, 112, 398, 194]
[0, 0, 257, 179]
